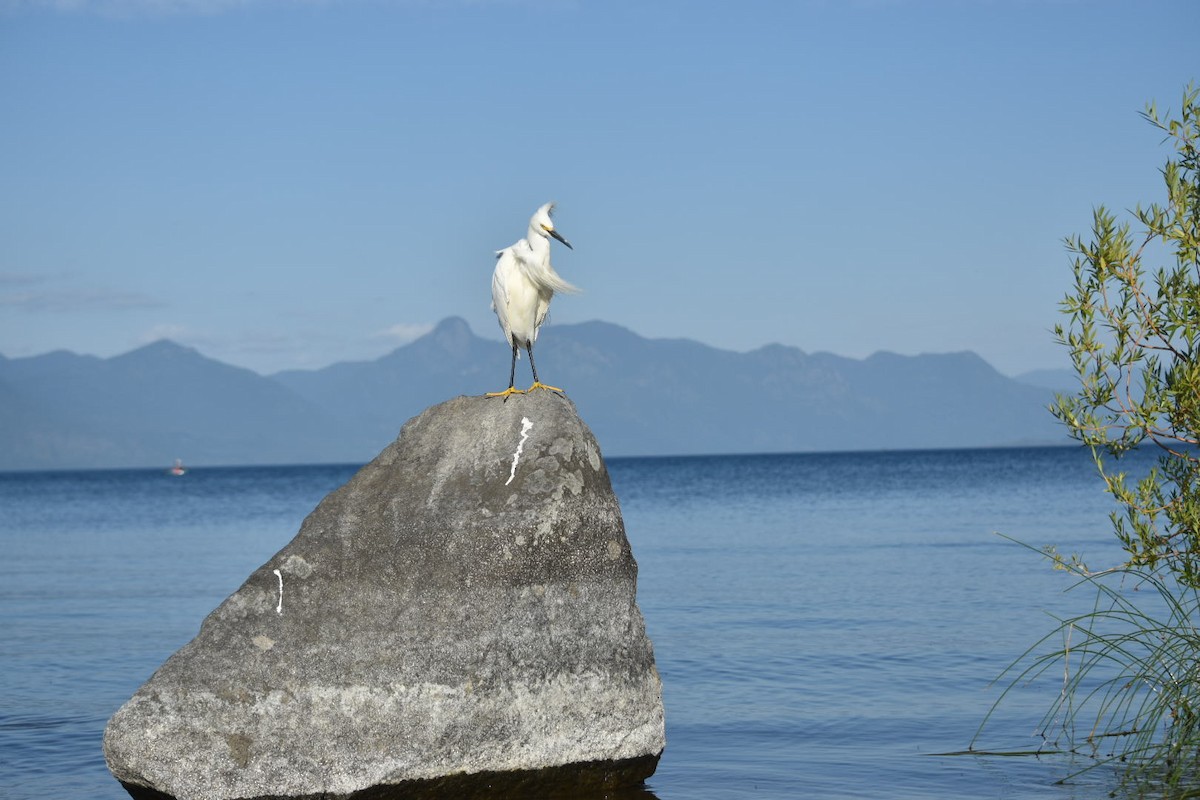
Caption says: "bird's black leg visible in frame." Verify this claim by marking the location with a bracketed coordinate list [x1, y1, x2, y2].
[485, 343, 525, 399]
[526, 344, 564, 395]
[527, 344, 540, 385]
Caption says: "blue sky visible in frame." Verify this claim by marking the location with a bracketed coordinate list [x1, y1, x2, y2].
[1, 0, 1195, 376]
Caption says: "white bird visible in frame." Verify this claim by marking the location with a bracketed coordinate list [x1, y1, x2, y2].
[487, 202, 578, 398]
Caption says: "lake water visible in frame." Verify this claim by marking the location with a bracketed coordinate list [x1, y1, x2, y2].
[0, 446, 1159, 798]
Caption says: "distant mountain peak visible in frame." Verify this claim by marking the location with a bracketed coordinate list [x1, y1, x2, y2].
[432, 316, 471, 336]
[109, 339, 271, 383]
[125, 339, 200, 358]
[106, 340, 215, 372]
[420, 316, 477, 358]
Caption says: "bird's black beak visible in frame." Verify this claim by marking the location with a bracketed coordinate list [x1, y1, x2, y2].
[549, 229, 573, 249]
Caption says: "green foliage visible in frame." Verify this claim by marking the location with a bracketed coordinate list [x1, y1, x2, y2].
[1053, 82, 1200, 586]
[978, 85, 1200, 792]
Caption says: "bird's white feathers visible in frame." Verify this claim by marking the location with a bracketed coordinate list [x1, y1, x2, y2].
[490, 203, 578, 351]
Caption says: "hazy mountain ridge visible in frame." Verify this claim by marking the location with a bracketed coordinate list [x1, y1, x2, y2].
[1013, 367, 1077, 393]
[0, 341, 357, 470]
[0, 318, 1068, 470]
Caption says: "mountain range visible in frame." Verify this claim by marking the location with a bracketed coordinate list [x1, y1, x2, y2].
[0, 317, 1073, 471]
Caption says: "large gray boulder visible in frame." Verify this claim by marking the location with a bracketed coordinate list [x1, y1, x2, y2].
[104, 391, 664, 799]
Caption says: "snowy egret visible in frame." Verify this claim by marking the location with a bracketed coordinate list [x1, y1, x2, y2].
[486, 202, 578, 398]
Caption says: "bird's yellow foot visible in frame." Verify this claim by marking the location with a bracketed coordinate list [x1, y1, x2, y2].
[485, 387, 525, 399]
[527, 381, 565, 395]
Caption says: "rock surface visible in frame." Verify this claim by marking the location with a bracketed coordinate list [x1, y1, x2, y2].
[103, 391, 665, 800]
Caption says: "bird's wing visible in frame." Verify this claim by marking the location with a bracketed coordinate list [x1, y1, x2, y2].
[511, 241, 580, 295]
[541, 266, 580, 295]
[533, 295, 551, 342]
[491, 247, 516, 342]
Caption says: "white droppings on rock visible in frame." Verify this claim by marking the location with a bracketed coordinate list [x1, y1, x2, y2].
[505, 417, 535, 486]
[273, 569, 283, 614]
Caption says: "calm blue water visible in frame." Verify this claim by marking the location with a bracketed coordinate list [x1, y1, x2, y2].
[0, 446, 1158, 798]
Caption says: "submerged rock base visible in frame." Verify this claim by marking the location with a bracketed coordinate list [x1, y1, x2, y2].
[117, 755, 661, 800]
[104, 392, 664, 800]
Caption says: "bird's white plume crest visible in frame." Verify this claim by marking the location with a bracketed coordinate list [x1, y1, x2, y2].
[530, 202, 558, 233]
